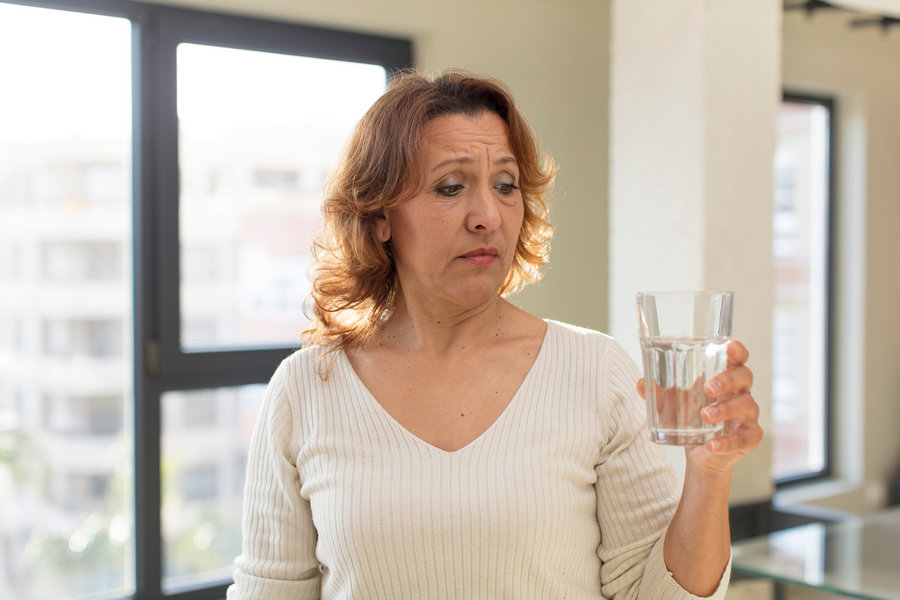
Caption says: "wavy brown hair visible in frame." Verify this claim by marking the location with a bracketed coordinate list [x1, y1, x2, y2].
[303, 69, 555, 359]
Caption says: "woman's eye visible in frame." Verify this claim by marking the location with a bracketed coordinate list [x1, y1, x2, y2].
[437, 184, 463, 197]
[495, 182, 520, 195]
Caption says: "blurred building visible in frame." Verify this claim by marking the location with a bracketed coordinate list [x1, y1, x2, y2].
[0, 121, 331, 595]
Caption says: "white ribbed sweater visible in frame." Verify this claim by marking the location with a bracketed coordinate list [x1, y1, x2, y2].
[227, 320, 731, 600]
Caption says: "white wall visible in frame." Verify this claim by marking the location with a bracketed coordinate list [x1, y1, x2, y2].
[608, 0, 780, 504]
[139, 0, 612, 333]
[780, 9, 900, 512]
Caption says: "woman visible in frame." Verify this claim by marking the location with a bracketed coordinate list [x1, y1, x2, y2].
[227, 69, 762, 600]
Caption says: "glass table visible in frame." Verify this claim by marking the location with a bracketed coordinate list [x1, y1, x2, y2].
[731, 507, 900, 599]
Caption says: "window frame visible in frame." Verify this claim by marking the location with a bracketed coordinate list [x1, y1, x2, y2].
[772, 90, 836, 488]
[148, 4, 412, 383]
[3, 1, 412, 598]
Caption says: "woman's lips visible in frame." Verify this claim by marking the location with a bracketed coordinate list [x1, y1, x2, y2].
[459, 247, 499, 265]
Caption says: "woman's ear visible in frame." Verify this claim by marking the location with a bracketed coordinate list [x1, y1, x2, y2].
[373, 214, 391, 243]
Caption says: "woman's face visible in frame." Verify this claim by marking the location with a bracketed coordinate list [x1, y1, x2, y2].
[375, 111, 524, 313]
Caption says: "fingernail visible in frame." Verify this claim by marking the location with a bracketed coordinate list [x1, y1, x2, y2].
[709, 439, 721, 452]
[706, 378, 723, 394]
[703, 406, 719, 420]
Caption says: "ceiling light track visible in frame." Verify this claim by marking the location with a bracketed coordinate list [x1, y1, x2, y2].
[783, 0, 900, 33]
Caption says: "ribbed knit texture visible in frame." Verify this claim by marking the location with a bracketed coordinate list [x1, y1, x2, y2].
[227, 320, 731, 600]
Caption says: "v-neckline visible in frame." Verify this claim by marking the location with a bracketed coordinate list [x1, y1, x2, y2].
[339, 321, 552, 455]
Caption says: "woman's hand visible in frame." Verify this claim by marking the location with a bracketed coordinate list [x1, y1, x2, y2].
[689, 340, 762, 476]
[636, 340, 763, 476]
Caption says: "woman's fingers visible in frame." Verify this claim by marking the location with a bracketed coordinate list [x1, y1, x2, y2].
[684, 340, 762, 469]
[702, 392, 759, 424]
[706, 418, 763, 454]
[699, 392, 763, 454]
[705, 365, 753, 397]
[726, 339, 749, 367]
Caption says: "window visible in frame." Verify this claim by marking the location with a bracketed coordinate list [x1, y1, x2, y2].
[161, 385, 265, 591]
[176, 43, 386, 350]
[0, 2, 412, 600]
[770, 94, 833, 484]
[0, 6, 133, 600]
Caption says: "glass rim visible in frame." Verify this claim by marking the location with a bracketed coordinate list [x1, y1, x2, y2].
[635, 290, 734, 299]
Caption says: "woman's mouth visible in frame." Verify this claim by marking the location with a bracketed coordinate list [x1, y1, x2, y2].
[459, 247, 499, 265]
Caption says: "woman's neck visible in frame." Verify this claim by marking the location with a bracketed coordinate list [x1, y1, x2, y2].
[374, 294, 513, 356]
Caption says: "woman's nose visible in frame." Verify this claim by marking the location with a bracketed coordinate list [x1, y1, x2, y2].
[465, 184, 502, 232]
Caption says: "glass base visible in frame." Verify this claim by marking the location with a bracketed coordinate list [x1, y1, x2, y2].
[650, 426, 722, 446]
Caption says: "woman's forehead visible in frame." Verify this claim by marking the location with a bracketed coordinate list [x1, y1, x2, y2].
[418, 112, 515, 164]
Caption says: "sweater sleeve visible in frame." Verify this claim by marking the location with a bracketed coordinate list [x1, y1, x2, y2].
[594, 339, 731, 600]
[226, 357, 321, 600]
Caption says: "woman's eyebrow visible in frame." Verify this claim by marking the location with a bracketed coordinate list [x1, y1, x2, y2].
[429, 155, 518, 173]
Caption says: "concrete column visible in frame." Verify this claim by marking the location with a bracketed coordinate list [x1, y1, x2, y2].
[608, 0, 780, 504]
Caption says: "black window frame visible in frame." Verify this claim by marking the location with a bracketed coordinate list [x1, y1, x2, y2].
[772, 90, 836, 488]
[3, 1, 412, 598]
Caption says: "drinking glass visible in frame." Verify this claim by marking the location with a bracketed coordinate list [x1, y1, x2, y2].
[636, 291, 734, 445]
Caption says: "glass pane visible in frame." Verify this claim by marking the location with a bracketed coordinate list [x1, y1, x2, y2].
[161, 385, 265, 591]
[0, 4, 133, 599]
[177, 44, 386, 350]
[734, 509, 900, 600]
[771, 101, 830, 481]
